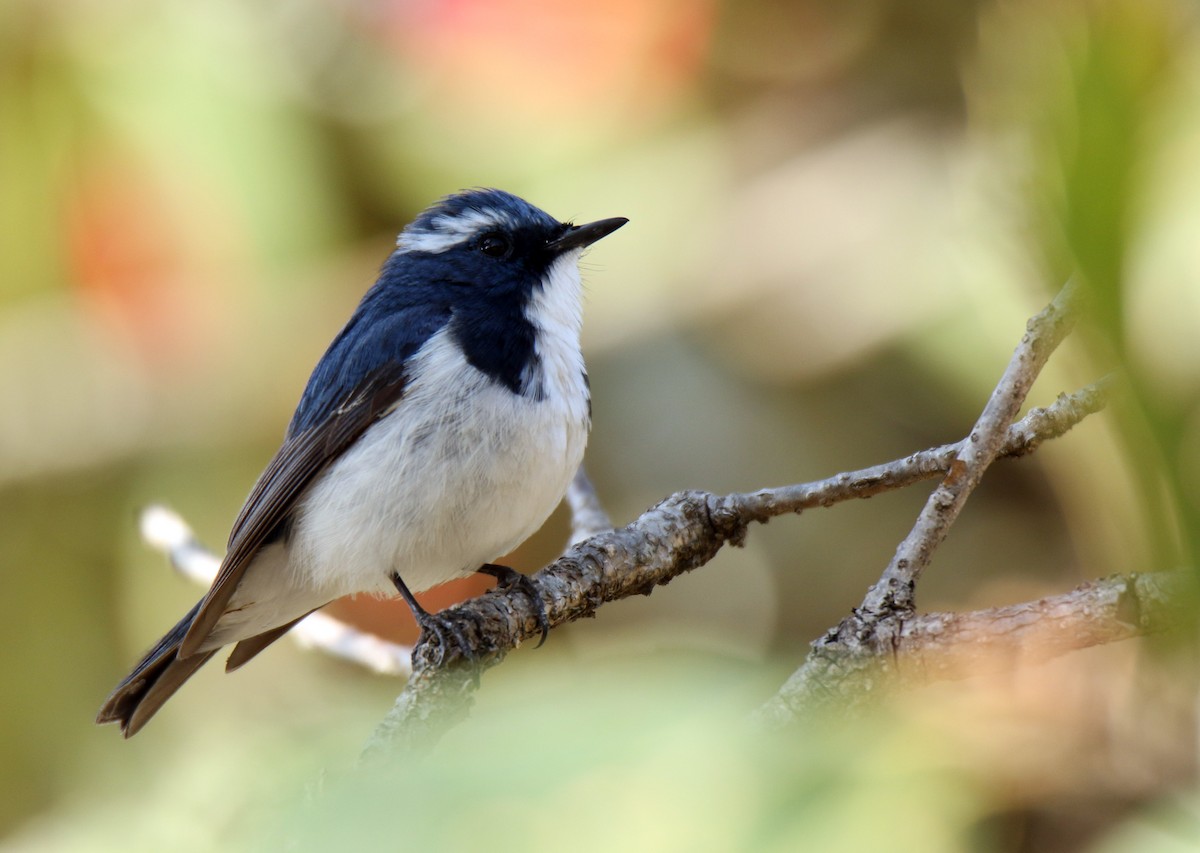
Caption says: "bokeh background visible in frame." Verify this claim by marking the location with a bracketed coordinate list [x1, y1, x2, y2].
[4, 0, 1200, 849]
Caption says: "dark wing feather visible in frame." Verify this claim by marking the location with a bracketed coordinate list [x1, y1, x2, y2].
[177, 265, 451, 658]
[224, 612, 314, 672]
[178, 363, 408, 657]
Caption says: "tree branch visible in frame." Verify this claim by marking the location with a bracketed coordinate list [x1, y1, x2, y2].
[361, 370, 1112, 759]
[754, 284, 1102, 726]
[895, 570, 1190, 680]
[754, 570, 1193, 726]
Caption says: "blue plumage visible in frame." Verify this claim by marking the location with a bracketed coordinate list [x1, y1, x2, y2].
[291, 190, 570, 435]
[288, 288, 449, 437]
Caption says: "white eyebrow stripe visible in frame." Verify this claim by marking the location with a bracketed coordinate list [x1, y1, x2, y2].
[395, 208, 514, 254]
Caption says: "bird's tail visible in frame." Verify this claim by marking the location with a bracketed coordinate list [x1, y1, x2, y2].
[96, 599, 216, 737]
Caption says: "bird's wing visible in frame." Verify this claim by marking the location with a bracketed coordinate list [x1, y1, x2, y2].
[177, 287, 452, 658]
[179, 361, 409, 657]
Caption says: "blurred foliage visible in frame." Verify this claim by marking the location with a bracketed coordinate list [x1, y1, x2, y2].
[3, 0, 1200, 849]
[971, 0, 1198, 579]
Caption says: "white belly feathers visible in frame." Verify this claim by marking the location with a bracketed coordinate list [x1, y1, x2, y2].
[288, 321, 590, 597]
[210, 252, 593, 647]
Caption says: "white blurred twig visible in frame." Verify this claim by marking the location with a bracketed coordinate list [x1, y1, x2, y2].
[566, 465, 613, 544]
[137, 464, 616, 678]
[139, 505, 413, 677]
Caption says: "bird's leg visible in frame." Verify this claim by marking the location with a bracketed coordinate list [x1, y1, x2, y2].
[390, 572, 477, 667]
[475, 563, 550, 648]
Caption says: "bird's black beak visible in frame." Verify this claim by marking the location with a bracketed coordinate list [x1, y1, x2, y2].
[548, 217, 628, 254]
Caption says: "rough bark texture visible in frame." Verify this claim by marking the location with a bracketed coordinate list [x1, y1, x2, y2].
[754, 570, 1194, 727]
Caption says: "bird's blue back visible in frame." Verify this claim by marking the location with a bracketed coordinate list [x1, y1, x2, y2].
[287, 260, 450, 437]
[287, 190, 566, 437]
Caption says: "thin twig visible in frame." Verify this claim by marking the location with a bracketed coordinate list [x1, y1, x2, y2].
[728, 375, 1112, 524]
[139, 505, 413, 676]
[858, 281, 1081, 619]
[566, 465, 613, 544]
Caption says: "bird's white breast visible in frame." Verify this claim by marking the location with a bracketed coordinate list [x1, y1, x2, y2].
[287, 252, 591, 598]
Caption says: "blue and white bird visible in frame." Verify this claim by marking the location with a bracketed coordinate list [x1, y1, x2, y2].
[97, 189, 626, 736]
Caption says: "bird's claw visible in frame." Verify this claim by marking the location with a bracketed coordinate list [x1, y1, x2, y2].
[412, 609, 482, 686]
[478, 563, 551, 648]
[391, 571, 482, 675]
[413, 609, 482, 673]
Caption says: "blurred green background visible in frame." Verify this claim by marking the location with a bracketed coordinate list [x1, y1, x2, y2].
[4, 0, 1200, 849]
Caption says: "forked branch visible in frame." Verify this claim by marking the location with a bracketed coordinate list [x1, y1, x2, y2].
[138, 285, 1168, 760]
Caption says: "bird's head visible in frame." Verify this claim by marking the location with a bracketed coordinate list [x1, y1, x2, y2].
[394, 189, 626, 302]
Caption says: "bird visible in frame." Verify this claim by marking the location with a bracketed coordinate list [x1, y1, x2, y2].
[97, 188, 627, 737]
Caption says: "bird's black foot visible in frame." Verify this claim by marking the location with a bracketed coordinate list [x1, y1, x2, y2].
[476, 563, 551, 648]
[416, 612, 479, 670]
[390, 573, 480, 669]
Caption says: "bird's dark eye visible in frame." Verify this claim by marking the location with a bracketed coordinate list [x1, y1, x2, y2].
[478, 232, 512, 259]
